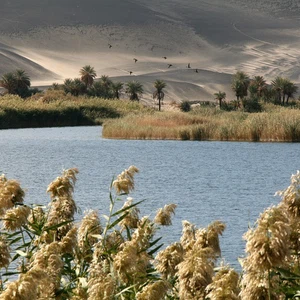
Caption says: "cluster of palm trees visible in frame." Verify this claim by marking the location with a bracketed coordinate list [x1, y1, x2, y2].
[0, 65, 168, 110]
[58, 65, 167, 110]
[0, 69, 36, 98]
[214, 71, 298, 110]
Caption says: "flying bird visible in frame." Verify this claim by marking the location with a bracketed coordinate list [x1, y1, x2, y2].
[162, 56, 167, 59]
[133, 58, 138, 63]
[167, 64, 173, 68]
[108, 44, 112, 48]
[187, 63, 191, 68]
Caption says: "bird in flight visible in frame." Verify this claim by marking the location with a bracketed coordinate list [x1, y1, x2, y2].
[187, 63, 191, 68]
[108, 44, 112, 48]
[133, 58, 138, 63]
[167, 64, 173, 68]
[162, 56, 167, 59]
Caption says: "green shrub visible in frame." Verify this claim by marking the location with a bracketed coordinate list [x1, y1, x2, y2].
[180, 101, 191, 112]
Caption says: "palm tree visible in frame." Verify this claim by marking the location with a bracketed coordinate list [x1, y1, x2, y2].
[100, 75, 113, 98]
[214, 91, 226, 108]
[79, 65, 97, 88]
[250, 76, 267, 98]
[126, 81, 143, 101]
[231, 71, 250, 101]
[271, 76, 284, 104]
[15, 69, 30, 89]
[14, 69, 31, 97]
[111, 82, 123, 99]
[153, 80, 166, 111]
[0, 72, 17, 94]
[285, 81, 298, 104]
[63, 78, 86, 96]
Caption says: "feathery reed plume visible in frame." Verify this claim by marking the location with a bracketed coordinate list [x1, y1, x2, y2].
[113, 217, 153, 285]
[176, 247, 215, 299]
[112, 165, 139, 194]
[0, 175, 25, 215]
[42, 168, 78, 242]
[88, 262, 116, 300]
[180, 220, 196, 251]
[119, 197, 140, 229]
[2, 205, 31, 231]
[136, 280, 170, 300]
[27, 206, 46, 227]
[195, 220, 226, 256]
[0, 267, 48, 300]
[240, 206, 290, 299]
[113, 240, 151, 285]
[77, 210, 102, 260]
[47, 168, 78, 199]
[205, 265, 240, 300]
[59, 226, 78, 254]
[276, 170, 300, 218]
[93, 230, 124, 264]
[132, 216, 155, 250]
[243, 206, 290, 271]
[154, 203, 177, 226]
[29, 241, 64, 297]
[0, 236, 10, 269]
[155, 242, 184, 279]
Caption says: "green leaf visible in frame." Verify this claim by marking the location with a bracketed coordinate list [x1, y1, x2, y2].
[111, 200, 144, 217]
[108, 212, 129, 230]
[148, 243, 164, 255]
[43, 219, 72, 232]
[8, 236, 22, 246]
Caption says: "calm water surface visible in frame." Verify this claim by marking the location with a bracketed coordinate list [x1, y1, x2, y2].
[1, 126, 299, 269]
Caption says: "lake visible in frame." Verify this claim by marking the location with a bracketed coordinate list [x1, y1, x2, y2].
[0, 126, 299, 269]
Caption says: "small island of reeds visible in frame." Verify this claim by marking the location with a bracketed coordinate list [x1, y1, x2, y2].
[102, 103, 300, 142]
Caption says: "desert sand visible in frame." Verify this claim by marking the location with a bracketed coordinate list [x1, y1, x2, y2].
[1, 0, 300, 103]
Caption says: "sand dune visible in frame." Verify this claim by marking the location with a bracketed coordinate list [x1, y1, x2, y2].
[1, 0, 300, 102]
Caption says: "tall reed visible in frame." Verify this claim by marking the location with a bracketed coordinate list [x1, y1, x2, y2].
[1, 167, 300, 298]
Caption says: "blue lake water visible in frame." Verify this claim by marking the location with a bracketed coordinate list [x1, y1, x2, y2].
[0, 126, 299, 269]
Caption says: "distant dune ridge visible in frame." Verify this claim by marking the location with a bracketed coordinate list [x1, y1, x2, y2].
[1, 0, 300, 103]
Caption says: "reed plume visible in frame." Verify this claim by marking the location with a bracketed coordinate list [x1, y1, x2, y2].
[0, 236, 10, 269]
[119, 197, 140, 229]
[205, 265, 240, 300]
[2, 206, 30, 231]
[112, 165, 139, 194]
[42, 168, 78, 242]
[154, 203, 177, 226]
[240, 206, 290, 299]
[136, 280, 170, 300]
[77, 210, 102, 260]
[0, 175, 25, 215]
[155, 242, 184, 279]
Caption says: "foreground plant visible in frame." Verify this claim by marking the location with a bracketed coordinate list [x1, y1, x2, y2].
[1, 167, 300, 299]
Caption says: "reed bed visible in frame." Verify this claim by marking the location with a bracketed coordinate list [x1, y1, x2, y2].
[1, 166, 300, 299]
[103, 106, 300, 142]
[0, 92, 150, 129]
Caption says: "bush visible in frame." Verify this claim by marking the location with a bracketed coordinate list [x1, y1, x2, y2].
[180, 101, 191, 112]
[242, 97, 262, 113]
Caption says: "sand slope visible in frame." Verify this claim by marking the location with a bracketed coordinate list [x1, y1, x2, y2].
[1, 0, 300, 102]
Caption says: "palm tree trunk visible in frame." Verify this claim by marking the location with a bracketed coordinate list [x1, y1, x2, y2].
[158, 95, 161, 111]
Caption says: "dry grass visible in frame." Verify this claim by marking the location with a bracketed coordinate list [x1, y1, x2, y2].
[103, 105, 300, 142]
